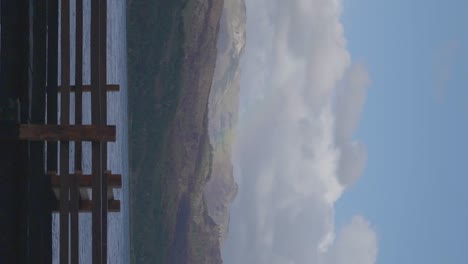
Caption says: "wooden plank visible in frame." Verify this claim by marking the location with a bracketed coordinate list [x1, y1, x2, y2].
[100, 2, 109, 261]
[49, 171, 122, 188]
[52, 189, 115, 202]
[1, 1, 31, 262]
[91, 0, 105, 262]
[52, 199, 120, 213]
[45, 11, 58, 258]
[70, 169, 80, 264]
[52, 187, 116, 203]
[56, 84, 119, 92]
[17, 124, 116, 141]
[79, 200, 120, 213]
[71, 2, 84, 262]
[46, 0, 58, 182]
[107, 186, 115, 201]
[29, 0, 52, 261]
[59, 0, 71, 263]
[74, 0, 84, 180]
[80, 188, 90, 200]
[74, 0, 84, 137]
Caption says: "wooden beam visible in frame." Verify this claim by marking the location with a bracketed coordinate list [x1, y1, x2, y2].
[80, 188, 90, 200]
[52, 187, 116, 204]
[29, 0, 51, 261]
[91, 0, 108, 262]
[71, 2, 84, 262]
[16, 124, 116, 142]
[59, 0, 71, 263]
[70, 170, 80, 264]
[46, 0, 58, 201]
[82, 200, 119, 212]
[100, 0, 109, 255]
[49, 171, 122, 188]
[52, 187, 91, 200]
[0, 124, 116, 141]
[56, 84, 119, 93]
[52, 199, 120, 213]
[74, 0, 84, 169]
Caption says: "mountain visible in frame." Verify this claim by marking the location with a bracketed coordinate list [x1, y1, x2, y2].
[128, 0, 224, 263]
[128, 0, 246, 262]
[203, 0, 246, 246]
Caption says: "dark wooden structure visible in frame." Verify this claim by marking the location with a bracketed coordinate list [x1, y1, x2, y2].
[0, 0, 121, 263]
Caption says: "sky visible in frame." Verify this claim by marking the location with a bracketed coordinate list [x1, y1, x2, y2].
[223, 0, 468, 263]
[336, 0, 468, 263]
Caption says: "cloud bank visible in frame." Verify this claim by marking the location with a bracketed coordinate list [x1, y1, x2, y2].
[222, 0, 376, 263]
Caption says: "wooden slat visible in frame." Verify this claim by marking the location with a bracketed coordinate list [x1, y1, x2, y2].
[52, 199, 120, 213]
[59, 0, 71, 262]
[18, 124, 116, 141]
[49, 171, 122, 188]
[1, 124, 116, 141]
[70, 170, 80, 264]
[45, 2, 58, 261]
[52, 187, 116, 202]
[71, 2, 84, 262]
[75, 0, 84, 166]
[56, 84, 119, 92]
[82, 200, 119, 212]
[30, 0, 51, 261]
[46, 0, 58, 186]
[100, 0, 109, 260]
[80, 188, 90, 200]
[91, 0, 106, 262]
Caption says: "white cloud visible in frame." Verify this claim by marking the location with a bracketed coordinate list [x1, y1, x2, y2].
[324, 216, 378, 264]
[223, 0, 377, 263]
[335, 64, 370, 186]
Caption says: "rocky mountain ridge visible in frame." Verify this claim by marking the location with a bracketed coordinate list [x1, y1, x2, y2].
[203, 0, 246, 246]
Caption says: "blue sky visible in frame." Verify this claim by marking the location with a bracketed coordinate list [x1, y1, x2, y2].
[336, 0, 468, 263]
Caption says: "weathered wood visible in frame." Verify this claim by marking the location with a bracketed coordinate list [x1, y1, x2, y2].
[91, 0, 107, 262]
[99, 0, 110, 263]
[49, 171, 122, 188]
[71, 3, 84, 262]
[56, 84, 119, 92]
[59, 0, 71, 263]
[29, 0, 52, 261]
[70, 169, 80, 264]
[52, 187, 117, 204]
[16, 124, 116, 141]
[1, 124, 116, 141]
[80, 188, 90, 200]
[79, 200, 120, 213]
[100, 0, 109, 259]
[2, 0, 119, 262]
[74, 0, 84, 174]
[46, 0, 58, 183]
[0, 1, 29, 262]
[52, 199, 120, 213]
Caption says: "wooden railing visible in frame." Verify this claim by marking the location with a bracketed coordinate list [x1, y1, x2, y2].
[0, 0, 120, 263]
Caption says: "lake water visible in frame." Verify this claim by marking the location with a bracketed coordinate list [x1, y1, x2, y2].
[52, 0, 129, 263]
